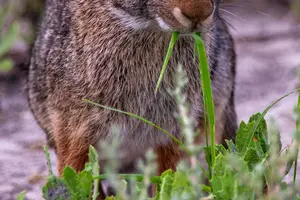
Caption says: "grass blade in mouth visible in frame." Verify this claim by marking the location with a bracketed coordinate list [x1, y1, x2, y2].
[193, 33, 216, 168]
[155, 32, 179, 93]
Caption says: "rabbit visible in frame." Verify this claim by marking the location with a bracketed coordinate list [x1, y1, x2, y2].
[28, 0, 237, 197]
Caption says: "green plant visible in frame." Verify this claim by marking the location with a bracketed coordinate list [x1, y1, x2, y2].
[38, 92, 300, 200]
[19, 34, 300, 199]
[0, 4, 19, 73]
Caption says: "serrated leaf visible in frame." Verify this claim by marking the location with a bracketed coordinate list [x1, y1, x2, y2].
[211, 154, 255, 200]
[16, 191, 26, 200]
[243, 148, 261, 171]
[249, 114, 269, 153]
[239, 89, 296, 156]
[42, 175, 72, 200]
[236, 113, 270, 159]
[89, 145, 98, 163]
[159, 170, 174, 200]
[171, 170, 193, 198]
[236, 121, 255, 154]
[211, 155, 233, 197]
[210, 155, 235, 200]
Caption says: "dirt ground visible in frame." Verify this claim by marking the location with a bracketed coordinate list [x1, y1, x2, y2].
[1, 1, 300, 200]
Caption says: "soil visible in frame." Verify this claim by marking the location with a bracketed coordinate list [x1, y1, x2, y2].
[1, 1, 300, 199]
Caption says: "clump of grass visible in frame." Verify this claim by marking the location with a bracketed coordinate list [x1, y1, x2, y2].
[18, 33, 300, 199]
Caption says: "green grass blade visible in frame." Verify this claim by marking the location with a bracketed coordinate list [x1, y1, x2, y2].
[83, 98, 183, 147]
[241, 89, 300, 154]
[193, 33, 216, 168]
[155, 32, 179, 93]
[83, 100, 210, 177]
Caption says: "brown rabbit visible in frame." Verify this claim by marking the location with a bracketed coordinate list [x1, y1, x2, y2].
[28, 0, 237, 197]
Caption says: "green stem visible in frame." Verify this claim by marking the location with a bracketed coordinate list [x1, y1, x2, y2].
[155, 32, 179, 93]
[92, 159, 100, 200]
[43, 146, 54, 176]
[88, 146, 100, 200]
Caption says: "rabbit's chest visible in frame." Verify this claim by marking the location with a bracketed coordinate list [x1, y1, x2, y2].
[107, 63, 203, 144]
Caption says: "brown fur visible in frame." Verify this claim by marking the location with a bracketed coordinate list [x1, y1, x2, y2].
[28, 0, 237, 198]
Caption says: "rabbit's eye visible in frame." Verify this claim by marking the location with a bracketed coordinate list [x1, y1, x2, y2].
[112, 0, 149, 18]
[111, 0, 153, 30]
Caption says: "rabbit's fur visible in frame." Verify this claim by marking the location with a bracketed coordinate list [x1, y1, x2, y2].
[28, 0, 237, 195]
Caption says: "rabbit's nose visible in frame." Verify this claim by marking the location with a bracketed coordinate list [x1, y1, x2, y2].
[172, 0, 214, 24]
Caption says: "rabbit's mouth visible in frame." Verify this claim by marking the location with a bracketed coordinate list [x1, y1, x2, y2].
[109, 0, 215, 34]
[155, 1, 216, 34]
[155, 8, 215, 34]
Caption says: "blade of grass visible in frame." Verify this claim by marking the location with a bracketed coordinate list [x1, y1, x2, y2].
[193, 35, 211, 178]
[193, 33, 216, 169]
[83, 99, 210, 178]
[83, 98, 183, 147]
[155, 32, 179, 93]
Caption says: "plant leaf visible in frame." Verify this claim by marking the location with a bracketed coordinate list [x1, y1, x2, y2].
[241, 90, 297, 155]
[0, 22, 19, 58]
[0, 58, 13, 72]
[16, 191, 26, 200]
[171, 170, 193, 198]
[243, 148, 261, 171]
[62, 167, 78, 194]
[159, 169, 174, 200]
[77, 171, 93, 199]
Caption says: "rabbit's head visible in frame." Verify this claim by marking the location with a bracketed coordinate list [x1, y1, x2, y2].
[109, 0, 219, 33]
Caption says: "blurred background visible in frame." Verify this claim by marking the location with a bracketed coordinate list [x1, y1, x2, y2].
[0, 0, 300, 199]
